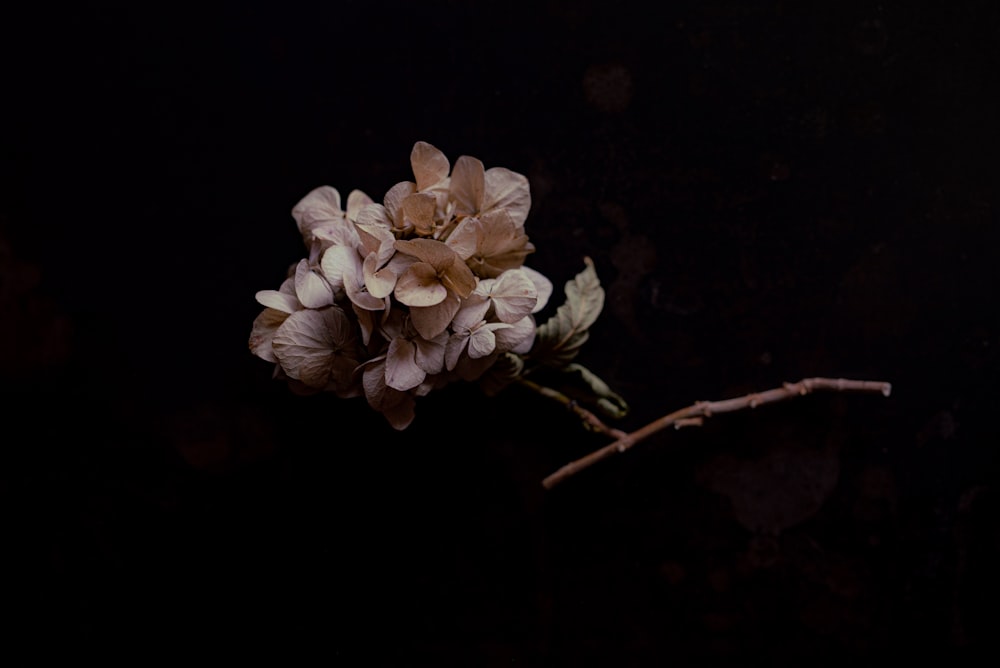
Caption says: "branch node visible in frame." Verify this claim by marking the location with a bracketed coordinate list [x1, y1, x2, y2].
[674, 417, 704, 429]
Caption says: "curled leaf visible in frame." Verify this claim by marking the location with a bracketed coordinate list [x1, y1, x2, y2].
[529, 257, 604, 368]
[561, 363, 630, 419]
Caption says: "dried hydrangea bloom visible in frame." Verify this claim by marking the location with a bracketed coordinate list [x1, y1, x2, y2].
[250, 140, 561, 430]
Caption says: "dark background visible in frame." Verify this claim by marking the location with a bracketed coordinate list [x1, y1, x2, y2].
[2, 1, 998, 664]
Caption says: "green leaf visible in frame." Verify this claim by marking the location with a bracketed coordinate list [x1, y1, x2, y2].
[529, 257, 604, 368]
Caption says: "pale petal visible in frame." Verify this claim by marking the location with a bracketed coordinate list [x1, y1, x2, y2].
[292, 185, 341, 228]
[467, 327, 497, 359]
[385, 337, 426, 391]
[410, 293, 461, 340]
[363, 251, 397, 299]
[394, 263, 447, 307]
[445, 332, 470, 371]
[344, 260, 387, 311]
[483, 167, 531, 226]
[346, 189, 375, 221]
[272, 308, 357, 389]
[489, 269, 537, 323]
[292, 186, 350, 245]
[450, 155, 485, 216]
[248, 308, 289, 362]
[413, 331, 447, 374]
[320, 245, 360, 291]
[520, 265, 554, 313]
[255, 289, 301, 314]
[383, 181, 417, 226]
[445, 216, 480, 261]
[294, 259, 334, 308]
[451, 293, 490, 331]
[410, 141, 450, 192]
[495, 315, 536, 353]
[355, 202, 395, 230]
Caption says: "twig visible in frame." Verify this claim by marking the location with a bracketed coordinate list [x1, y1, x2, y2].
[515, 377, 629, 440]
[541, 377, 892, 490]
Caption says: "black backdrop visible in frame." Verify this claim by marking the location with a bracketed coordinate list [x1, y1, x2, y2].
[2, 1, 998, 665]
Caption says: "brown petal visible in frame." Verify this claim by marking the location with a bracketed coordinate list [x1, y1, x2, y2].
[410, 141, 450, 192]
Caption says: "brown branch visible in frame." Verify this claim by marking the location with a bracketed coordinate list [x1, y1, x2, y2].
[541, 377, 892, 490]
[515, 377, 629, 440]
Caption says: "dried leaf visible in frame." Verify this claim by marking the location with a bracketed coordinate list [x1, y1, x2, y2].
[529, 257, 604, 368]
[561, 363, 629, 419]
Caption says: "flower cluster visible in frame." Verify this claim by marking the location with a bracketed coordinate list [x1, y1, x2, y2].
[249, 141, 553, 429]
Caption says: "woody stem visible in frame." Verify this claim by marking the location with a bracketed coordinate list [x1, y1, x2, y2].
[540, 377, 892, 490]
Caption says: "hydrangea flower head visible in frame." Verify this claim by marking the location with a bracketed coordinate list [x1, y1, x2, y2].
[250, 141, 552, 429]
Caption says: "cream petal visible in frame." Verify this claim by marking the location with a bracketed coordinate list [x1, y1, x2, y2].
[483, 167, 531, 226]
[467, 327, 497, 359]
[320, 245, 360, 290]
[450, 155, 485, 216]
[394, 263, 447, 307]
[489, 269, 537, 323]
[519, 265, 554, 313]
[292, 185, 341, 227]
[255, 289, 301, 314]
[355, 202, 394, 230]
[364, 252, 397, 299]
[248, 308, 289, 363]
[495, 315, 536, 353]
[385, 337, 426, 391]
[294, 259, 334, 308]
[346, 189, 375, 221]
[451, 293, 490, 331]
[410, 141, 450, 192]
[414, 331, 447, 374]
[344, 262, 387, 311]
